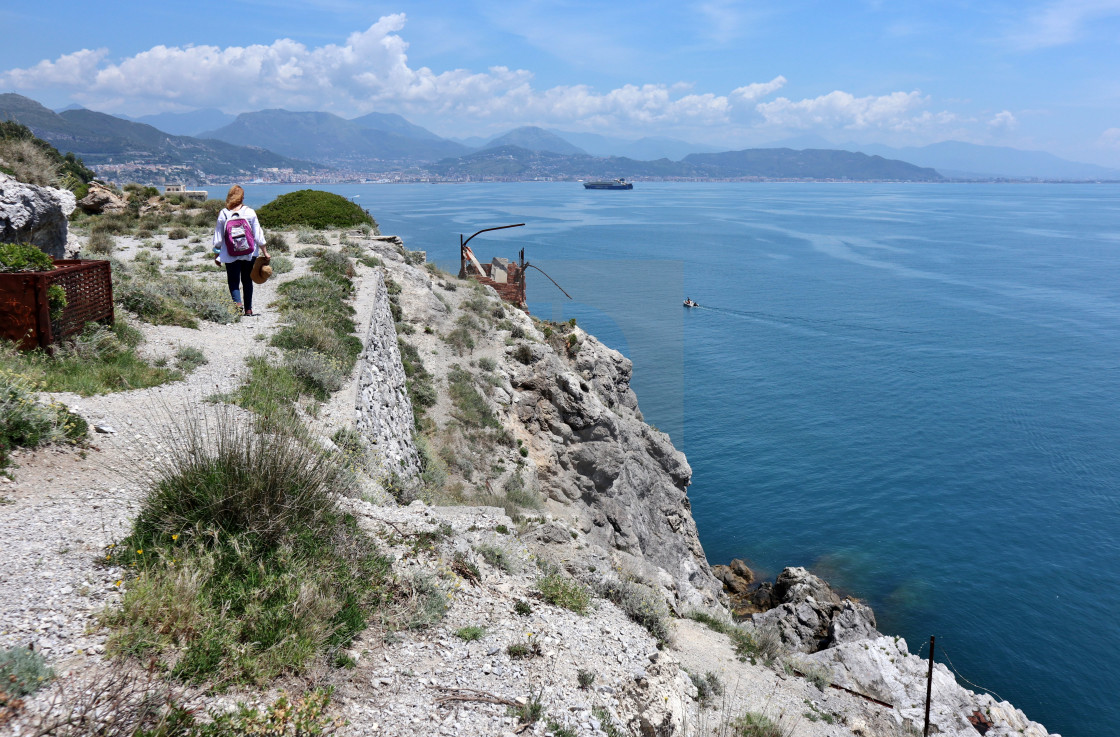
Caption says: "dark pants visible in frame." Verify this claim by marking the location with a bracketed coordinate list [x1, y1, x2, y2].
[225, 259, 255, 311]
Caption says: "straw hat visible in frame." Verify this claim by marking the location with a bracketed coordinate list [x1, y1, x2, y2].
[250, 256, 272, 284]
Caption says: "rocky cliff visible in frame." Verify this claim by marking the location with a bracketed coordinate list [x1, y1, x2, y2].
[351, 235, 1057, 737]
[359, 237, 724, 615]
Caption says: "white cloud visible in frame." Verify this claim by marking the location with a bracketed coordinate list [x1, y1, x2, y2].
[3, 48, 107, 88]
[988, 110, 1018, 130]
[755, 90, 936, 131]
[731, 76, 786, 103]
[0, 15, 780, 132]
[1099, 127, 1120, 148]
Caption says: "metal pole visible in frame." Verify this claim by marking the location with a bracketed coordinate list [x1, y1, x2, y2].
[461, 223, 525, 249]
[923, 635, 935, 736]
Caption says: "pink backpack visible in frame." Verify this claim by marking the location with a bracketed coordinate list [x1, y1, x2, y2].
[223, 211, 256, 257]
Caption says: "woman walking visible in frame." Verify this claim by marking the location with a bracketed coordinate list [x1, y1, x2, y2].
[213, 185, 269, 316]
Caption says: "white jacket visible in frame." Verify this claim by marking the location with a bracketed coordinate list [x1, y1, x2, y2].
[213, 206, 267, 262]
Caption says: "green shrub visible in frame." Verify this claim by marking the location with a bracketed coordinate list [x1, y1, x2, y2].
[104, 411, 391, 686]
[0, 365, 87, 472]
[284, 350, 345, 400]
[508, 689, 544, 723]
[295, 246, 322, 258]
[297, 229, 331, 246]
[175, 346, 208, 373]
[271, 315, 361, 372]
[168, 226, 190, 240]
[47, 283, 67, 322]
[513, 343, 534, 364]
[538, 574, 591, 614]
[474, 543, 516, 572]
[597, 578, 672, 646]
[313, 249, 355, 283]
[506, 638, 541, 659]
[0, 122, 93, 192]
[455, 625, 486, 641]
[0, 242, 53, 272]
[270, 255, 294, 274]
[689, 670, 724, 706]
[269, 232, 291, 253]
[514, 599, 532, 616]
[258, 190, 377, 230]
[448, 366, 498, 428]
[92, 213, 135, 235]
[687, 610, 734, 635]
[0, 645, 53, 695]
[731, 712, 784, 737]
[87, 230, 115, 255]
[731, 623, 782, 665]
[228, 356, 304, 429]
[577, 669, 595, 689]
[113, 263, 239, 328]
[0, 323, 178, 398]
[396, 574, 448, 630]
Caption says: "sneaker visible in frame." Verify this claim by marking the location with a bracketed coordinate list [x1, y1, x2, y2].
[244, 309, 257, 317]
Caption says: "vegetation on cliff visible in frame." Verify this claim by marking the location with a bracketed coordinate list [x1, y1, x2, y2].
[0, 121, 96, 196]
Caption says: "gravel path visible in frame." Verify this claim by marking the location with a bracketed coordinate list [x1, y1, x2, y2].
[0, 230, 379, 674]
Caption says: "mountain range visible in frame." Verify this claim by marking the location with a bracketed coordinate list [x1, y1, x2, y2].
[199, 109, 468, 167]
[765, 134, 1120, 180]
[4, 92, 1116, 181]
[428, 145, 943, 181]
[0, 94, 313, 179]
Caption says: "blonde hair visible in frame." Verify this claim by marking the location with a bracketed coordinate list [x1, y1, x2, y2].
[225, 185, 245, 210]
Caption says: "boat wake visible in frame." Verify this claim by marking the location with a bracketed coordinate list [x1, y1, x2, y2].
[688, 303, 926, 335]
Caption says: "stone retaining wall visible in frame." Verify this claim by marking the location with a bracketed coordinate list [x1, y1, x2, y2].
[355, 270, 421, 483]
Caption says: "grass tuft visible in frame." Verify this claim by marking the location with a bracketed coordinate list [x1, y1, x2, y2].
[597, 578, 672, 646]
[0, 645, 53, 696]
[0, 321, 178, 398]
[102, 410, 391, 687]
[455, 625, 486, 641]
[538, 573, 591, 614]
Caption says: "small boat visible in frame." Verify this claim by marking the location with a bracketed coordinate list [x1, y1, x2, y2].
[683, 299, 699, 308]
[583, 178, 634, 190]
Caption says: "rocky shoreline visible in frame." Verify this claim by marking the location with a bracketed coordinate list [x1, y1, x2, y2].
[0, 209, 1058, 736]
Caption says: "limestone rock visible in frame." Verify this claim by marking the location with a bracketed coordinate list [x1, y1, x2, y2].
[711, 558, 755, 596]
[808, 636, 1057, 737]
[510, 325, 723, 613]
[829, 599, 879, 645]
[749, 566, 879, 653]
[355, 270, 421, 484]
[0, 173, 76, 259]
[774, 565, 842, 606]
[76, 182, 127, 215]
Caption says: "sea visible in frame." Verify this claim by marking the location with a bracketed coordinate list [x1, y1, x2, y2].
[240, 181, 1120, 737]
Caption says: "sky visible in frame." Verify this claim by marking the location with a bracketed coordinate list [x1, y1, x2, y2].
[2, 0, 1119, 165]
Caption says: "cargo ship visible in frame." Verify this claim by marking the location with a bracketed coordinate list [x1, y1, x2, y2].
[583, 178, 633, 190]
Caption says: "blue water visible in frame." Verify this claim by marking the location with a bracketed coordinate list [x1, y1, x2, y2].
[243, 182, 1120, 737]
